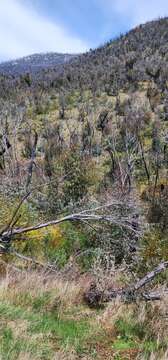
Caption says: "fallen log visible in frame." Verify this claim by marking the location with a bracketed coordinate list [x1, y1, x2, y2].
[84, 261, 168, 307]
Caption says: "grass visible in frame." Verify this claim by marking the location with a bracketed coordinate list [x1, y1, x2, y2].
[0, 301, 92, 359]
[0, 269, 168, 359]
[0, 326, 52, 360]
[112, 338, 137, 351]
[0, 271, 99, 359]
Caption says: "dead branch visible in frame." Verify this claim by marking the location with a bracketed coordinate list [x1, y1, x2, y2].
[10, 249, 58, 273]
[0, 211, 140, 241]
[0, 170, 74, 238]
[0, 192, 31, 236]
[141, 289, 168, 301]
[133, 261, 168, 291]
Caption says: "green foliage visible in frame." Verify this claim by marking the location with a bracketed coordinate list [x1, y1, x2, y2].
[62, 150, 90, 206]
[43, 222, 92, 268]
[140, 229, 168, 270]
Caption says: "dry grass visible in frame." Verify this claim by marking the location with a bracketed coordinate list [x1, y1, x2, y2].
[0, 266, 168, 359]
[96, 295, 168, 335]
[17, 352, 36, 360]
[53, 348, 93, 360]
[0, 267, 83, 312]
[148, 349, 168, 360]
[136, 293, 168, 339]
[96, 299, 132, 332]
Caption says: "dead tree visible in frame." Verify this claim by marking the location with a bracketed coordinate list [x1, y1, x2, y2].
[138, 136, 150, 183]
[0, 194, 167, 306]
[0, 194, 140, 255]
[105, 128, 138, 193]
[59, 93, 66, 119]
[84, 261, 168, 307]
[0, 130, 11, 170]
[26, 131, 38, 191]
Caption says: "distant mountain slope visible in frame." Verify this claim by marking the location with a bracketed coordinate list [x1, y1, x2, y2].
[0, 53, 77, 75]
[1, 17, 168, 95]
[42, 17, 168, 94]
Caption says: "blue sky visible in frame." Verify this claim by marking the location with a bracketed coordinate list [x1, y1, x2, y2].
[0, 0, 168, 61]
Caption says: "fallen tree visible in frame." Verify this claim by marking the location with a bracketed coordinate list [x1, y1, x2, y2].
[84, 261, 168, 307]
[0, 190, 140, 254]
[0, 193, 167, 306]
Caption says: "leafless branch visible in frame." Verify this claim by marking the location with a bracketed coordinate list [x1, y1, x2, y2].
[0, 212, 140, 241]
[10, 249, 58, 273]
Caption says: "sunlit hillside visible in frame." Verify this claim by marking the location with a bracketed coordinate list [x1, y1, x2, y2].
[0, 17, 168, 360]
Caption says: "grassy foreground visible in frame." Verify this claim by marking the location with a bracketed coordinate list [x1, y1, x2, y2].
[0, 267, 168, 360]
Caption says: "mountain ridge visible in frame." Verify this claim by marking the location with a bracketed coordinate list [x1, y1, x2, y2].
[0, 52, 77, 75]
[18, 17, 168, 95]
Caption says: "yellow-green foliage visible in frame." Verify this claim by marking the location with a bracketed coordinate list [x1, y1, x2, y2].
[141, 230, 168, 268]
[0, 196, 38, 231]
[14, 225, 66, 264]
[45, 227, 64, 248]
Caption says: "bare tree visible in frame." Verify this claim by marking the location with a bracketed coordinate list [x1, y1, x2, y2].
[26, 131, 38, 191]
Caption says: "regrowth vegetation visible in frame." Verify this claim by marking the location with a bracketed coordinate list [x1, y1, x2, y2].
[0, 17, 168, 360]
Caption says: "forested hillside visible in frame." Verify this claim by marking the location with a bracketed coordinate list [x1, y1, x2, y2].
[0, 53, 76, 75]
[0, 18, 168, 360]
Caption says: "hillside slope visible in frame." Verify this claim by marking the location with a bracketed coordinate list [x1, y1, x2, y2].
[0, 17, 168, 360]
[40, 17, 168, 94]
[0, 52, 77, 75]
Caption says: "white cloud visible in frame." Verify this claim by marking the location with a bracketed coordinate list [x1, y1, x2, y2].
[0, 0, 89, 61]
[105, 0, 168, 27]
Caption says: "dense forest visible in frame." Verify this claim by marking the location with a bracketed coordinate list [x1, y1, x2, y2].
[0, 17, 168, 360]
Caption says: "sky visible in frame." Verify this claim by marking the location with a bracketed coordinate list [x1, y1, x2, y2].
[0, 0, 168, 62]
